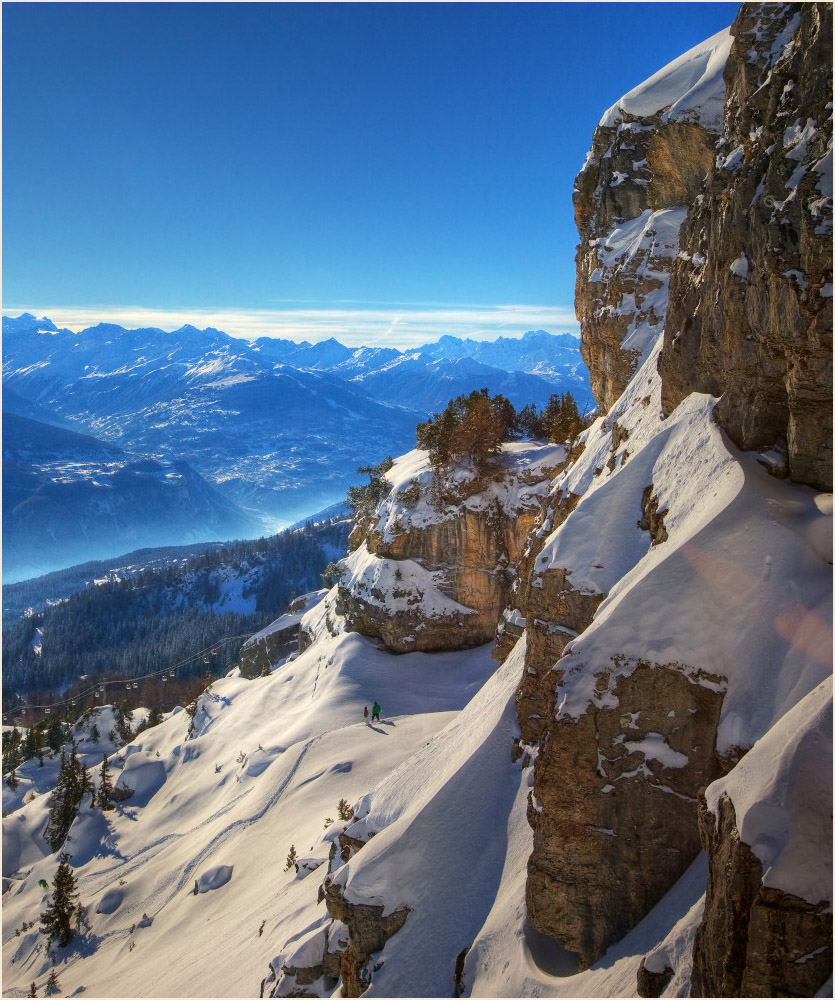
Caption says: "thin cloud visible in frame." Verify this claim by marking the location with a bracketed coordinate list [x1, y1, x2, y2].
[3, 303, 580, 349]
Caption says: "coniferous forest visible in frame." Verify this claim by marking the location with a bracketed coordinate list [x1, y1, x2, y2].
[2, 518, 349, 708]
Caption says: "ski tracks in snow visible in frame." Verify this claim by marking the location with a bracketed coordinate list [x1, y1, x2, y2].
[90, 733, 327, 921]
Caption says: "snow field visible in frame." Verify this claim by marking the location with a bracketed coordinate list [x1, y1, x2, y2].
[1, 615, 497, 997]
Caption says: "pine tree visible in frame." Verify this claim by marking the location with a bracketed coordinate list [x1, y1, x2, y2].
[46, 720, 64, 752]
[416, 389, 517, 472]
[27, 982, 38, 998]
[44, 752, 73, 852]
[40, 855, 79, 949]
[22, 726, 40, 762]
[146, 705, 163, 729]
[97, 754, 113, 810]
[5, 769, 19, 791]
[543, 392, 585, 448]
[44, 748, 85, 852]
[337, 798, 354, 821]
[284, 844, 298, 871]
[3, 725, 23, 766]
[45, 970, 61, 996]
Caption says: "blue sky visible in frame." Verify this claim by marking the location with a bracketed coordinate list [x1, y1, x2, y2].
[3, 2, 739, 346]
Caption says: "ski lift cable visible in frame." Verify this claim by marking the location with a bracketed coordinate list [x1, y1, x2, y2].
[8, 634, 254, 714]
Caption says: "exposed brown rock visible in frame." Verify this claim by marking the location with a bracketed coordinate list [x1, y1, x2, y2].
[637, 957, 674, 997]
[338, 456, 555, 654]
[638, 485, 669, 545]
[574, 109, 720, 413]
[526, 661, 724, 969]
[660, 3, 833, 491]
[337, 831, 369, 864]
[494, 490, 580, 665]
[691, 791, 832, 997]
[238, 613, 303, 679]
[512, 557, 604, 748]
[322, 879, 409, 998]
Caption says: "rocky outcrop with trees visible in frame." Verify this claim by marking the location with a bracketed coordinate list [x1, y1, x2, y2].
[335, 391, 566, 653]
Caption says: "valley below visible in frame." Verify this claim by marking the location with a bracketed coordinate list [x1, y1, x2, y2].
[1, 3, 832, 999]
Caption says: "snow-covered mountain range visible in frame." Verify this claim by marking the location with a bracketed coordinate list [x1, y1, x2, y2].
[2, 413, 259, 582]
[1, 4, 831, 999]
[2, 314, 589, 576]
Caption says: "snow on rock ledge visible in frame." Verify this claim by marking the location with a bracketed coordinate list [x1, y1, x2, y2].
[518, 3, 832, 972]
[691, 679, 832, 998]
[574, 26, 730, 413]
[336, 443, 563, 653]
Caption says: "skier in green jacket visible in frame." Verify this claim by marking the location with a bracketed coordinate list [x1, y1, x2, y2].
[371, 701, 381, 722]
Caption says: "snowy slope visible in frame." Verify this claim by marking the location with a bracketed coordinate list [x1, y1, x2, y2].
[599, 28, 733, 128]
[529, 335, 831, 754]
[1, 605, 499, 997]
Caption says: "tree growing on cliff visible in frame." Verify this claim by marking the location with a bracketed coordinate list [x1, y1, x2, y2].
[543, 392, 585, 447]
[346, 457, 394, 517]
[416, 389, 517, 471]
[514, 392, 589, 446]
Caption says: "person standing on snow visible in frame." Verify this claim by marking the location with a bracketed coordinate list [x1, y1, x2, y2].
[371, 701, 381, 722]
[363, 706, 369, 721]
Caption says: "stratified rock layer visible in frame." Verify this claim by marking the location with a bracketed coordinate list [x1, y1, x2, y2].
[691, 792, 832, 998]
[574, 45, 727, 412]
[518, 0, 833, 977]
[238, 593, 326, 679]
[323, 879, 409, 998]
[337, 446, 561, 653]
[660, 3, 833, 490]
[527, 662, 724, 969]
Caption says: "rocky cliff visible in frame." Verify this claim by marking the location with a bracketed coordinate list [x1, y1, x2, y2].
[692, 681, 832, 997]
[574, 28, 732, 412]
[253, 6, 831, 997]
[335, 443, 563, 653]
[660, 3, 833, 492]
[510, 0, 833, 985]
[237, 591, 328, 679]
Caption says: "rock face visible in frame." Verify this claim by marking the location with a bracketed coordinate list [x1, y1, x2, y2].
[691, 680, 833, 997]
[691, 792, 832, 998]
[336, 445, 563, 653]
[238, 592, 327, 679]
[514, 0, 833, 978]
[527, 661, 725, 969]
[322, 879, 410, 998]
[660, 3, 833, 491]
[573, 31, 730, 412]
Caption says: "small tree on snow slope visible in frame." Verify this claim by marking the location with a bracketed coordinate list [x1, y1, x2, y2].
[40, 855, 80, 949]
[284, 845, 298, 871]
[97, 754, 113, 811]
